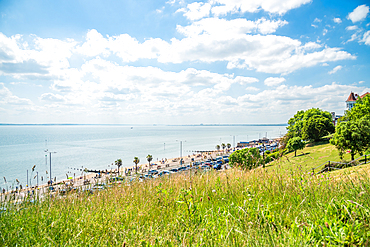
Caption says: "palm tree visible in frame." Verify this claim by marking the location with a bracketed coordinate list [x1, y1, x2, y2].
[221, 143, 226, 152]
[216, 145, 220, 152]
[146, 154, 153, 171]
[115, 159, 122, 176]
[133, 157, 140, 174]
[227, 143, 231, 151]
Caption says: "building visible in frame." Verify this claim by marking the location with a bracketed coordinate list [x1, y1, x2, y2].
[346, 92, 370, 110]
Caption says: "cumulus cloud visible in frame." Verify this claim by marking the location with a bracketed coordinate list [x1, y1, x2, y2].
[347, 4, 369, 23]
[328, 65, 342, 74]
[345, 25, 358, 31]
[210, 0, 312, 16]
[0, 83, 33, 106]
[177, 2, 211, 20]
[264, 77, 286, 86]
[362, 31, 370, 45]
[333, 17, 342, 23]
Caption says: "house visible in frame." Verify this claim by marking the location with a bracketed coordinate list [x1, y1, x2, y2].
[346, 92, 370, 110]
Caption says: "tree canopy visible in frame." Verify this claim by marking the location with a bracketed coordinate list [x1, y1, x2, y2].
[286, 137, 305, 157]
[344, 94, 370, 121]
[330, 117, 370, 160]
[287, 108, 334, 142]
[229, 147, 263, 170]
[302, 115, 335, 141]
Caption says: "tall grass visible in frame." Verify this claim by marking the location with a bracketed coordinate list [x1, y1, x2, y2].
[1, 167, 369, 246]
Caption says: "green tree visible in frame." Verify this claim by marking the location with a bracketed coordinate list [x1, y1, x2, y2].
[215, 145, 220, 151]
[302, 115, 335, 141]
[287, 110, 305, 138]
[227, 143, 231, 149]
[146, 154, 153, 171]
[115, 159, 122, 176]
[229, 148, 263, 170]
[221, 143, 226, 152]
[287, 108, 334, 141]
[286, 137, 305, 157]
[344, 94, 370, 121]
[133, 157, 140, 174]
[330, 117, 370, 160]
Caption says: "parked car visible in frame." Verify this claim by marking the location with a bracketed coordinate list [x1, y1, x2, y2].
[213, 164, 222, 170]
[148, 170, 159, 175]
[170, 168, 178, 173]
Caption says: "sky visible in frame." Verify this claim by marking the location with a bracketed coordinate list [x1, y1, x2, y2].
[0, 0, 369, 125]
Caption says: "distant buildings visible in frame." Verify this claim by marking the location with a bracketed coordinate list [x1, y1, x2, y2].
[332, 92, 369, 125]
[346, 92, 370, 110]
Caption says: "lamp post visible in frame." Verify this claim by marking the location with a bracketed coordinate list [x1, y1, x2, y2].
[176, 140, 186, 167]
[45, 150, 57, 186]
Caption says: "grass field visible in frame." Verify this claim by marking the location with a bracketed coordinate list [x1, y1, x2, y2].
[267, 140, 366, 172]
[1, 142, 369, 246]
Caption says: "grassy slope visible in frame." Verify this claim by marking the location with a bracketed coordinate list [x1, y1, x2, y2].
[267, 140, 364, 172]
[1, 143, 370, 246]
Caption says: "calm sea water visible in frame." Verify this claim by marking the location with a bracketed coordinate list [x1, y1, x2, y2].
[0, 125, 286, 188]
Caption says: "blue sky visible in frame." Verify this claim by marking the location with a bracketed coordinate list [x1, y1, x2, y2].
[0, 0, 369, 124]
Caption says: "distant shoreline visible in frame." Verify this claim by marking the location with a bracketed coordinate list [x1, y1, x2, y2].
[0, 123, 288, 127]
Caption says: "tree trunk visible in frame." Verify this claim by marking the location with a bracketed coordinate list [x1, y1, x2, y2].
[351, 153, 354, 161]
[294, 150, 297, 157]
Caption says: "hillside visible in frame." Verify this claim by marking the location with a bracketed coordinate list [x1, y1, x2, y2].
[0, 143, 369, 246]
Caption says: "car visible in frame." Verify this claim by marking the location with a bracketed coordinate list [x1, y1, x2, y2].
[213, 164, 222, 170]
[109, 177, 123, 182]
[170, 168, 178, 172]
[148, 170, 159, 175]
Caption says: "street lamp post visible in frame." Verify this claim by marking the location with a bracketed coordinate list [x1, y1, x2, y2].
[176, 140, 186, 167]
[45, 150, 57, 186]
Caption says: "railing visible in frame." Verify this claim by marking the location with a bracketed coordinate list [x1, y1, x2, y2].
[311, 154, 368, 175]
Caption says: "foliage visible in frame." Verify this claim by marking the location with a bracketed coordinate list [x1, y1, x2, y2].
[287, 110, 305, 138]
[287, 108, 334, 142]
[302, 115, 335, 141]
[227, 143, 231, 149]
[215, 145, 220, 151]
[344, 94, 370, 121]
[1, 166, 370, 246]
[229, 147, 263, 170]
[286, 136, 305, 157]
[330, 117, 370, 160]
[114, 159, 122, 176]
[146, 154, 153, 170]
[133, 157, 140, 174]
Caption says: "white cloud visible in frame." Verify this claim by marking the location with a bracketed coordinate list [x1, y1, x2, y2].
[359, 81, 365, 84]
[323, 29, 328, 35]
[345, 25, 358, 31]
[264, 77, 286, 86]
[321, 63, 329, 66]
[210, 0, 312, 16]
[333, 17, 342, 23]
[347, 4, 369, 23]
[0, 83, 33, 106]
[362, 30, 370, 45]
[245, 86, 259, 92]
[177, 2, 211, 20]
[314, 18, 321, 23]
[328, 65, 342, 74]
[160, 25, 356, 74]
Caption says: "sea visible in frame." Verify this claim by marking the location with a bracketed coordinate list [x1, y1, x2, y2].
[0, 124, 286, 189]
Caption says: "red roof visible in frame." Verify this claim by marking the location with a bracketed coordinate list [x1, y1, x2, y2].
[346, 92, 357, 102]
[360, 92, 370, 98]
